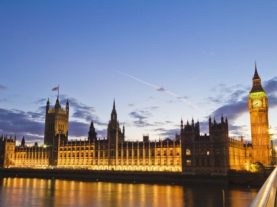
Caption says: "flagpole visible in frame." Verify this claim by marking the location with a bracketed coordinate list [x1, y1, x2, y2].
[58, 85, 60, 99]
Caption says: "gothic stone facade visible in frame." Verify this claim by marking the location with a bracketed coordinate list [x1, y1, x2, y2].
[0, 67, 272, 175]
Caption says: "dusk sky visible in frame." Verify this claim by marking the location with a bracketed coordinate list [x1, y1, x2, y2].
[0, 1, 277, 144]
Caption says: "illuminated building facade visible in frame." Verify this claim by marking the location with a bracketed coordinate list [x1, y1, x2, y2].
[0, 67, 272, 174]
[248, 64, 271, 165]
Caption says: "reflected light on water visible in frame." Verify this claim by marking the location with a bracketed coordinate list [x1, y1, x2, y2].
[0, 178, 257, 207]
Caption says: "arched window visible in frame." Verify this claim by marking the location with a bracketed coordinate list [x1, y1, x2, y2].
[186, 149, 191, 156]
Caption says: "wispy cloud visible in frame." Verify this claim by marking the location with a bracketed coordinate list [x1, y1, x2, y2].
[0, 108, 44, 141]
[129, 110, 153, 127]
[154, 127, 179, 138]
[208, 84, 247, 105]
[0, 95, 108, 142]
[212, 77, 277, 119]
[0, 84, 7, 90]
[128, 106, 161, 128]
[210, 76, 277, 136]
[59, 95, 106, 126]
[117, 71, 195, 108]
[0, 98, 7, 103]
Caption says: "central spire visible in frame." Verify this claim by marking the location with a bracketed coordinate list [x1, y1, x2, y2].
[113, 99, 116, 111]
[111, 99, 117, 121]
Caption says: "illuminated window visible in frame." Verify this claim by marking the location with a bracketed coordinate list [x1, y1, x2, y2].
[186, 149, 191, 156]
[186, 159, 191, 166]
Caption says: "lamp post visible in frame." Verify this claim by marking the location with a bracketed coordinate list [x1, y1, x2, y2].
[274, 146, 277, 165]
[268, 127, 275, 165]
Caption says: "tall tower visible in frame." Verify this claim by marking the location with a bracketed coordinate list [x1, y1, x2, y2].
[248, 64, 270, 166]
[44, 98, 69, 147]
[107, 100, 124, 166]
[107, 100, 124, 145]
[88, 121, 97, 141]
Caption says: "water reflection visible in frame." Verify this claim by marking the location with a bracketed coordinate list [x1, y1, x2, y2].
[0, 178, 257, 207]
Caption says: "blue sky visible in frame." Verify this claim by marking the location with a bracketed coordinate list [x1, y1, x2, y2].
[0, 1, 277, 144]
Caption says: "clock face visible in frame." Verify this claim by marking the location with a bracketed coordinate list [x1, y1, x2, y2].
[252, 99, 262, 108]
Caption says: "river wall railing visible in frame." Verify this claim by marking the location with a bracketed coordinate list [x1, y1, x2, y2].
[250, 166, 277, 207]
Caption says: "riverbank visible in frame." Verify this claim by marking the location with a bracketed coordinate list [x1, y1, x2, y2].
[0, 168, 271, 187]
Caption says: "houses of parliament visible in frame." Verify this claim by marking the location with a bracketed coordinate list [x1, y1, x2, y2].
[0, 67, 274, 175]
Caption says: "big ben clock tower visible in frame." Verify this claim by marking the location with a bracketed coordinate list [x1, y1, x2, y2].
[248, 64, 270, 166]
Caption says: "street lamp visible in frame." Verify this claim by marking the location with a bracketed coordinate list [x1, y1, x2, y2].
[269, 126, 276, 165]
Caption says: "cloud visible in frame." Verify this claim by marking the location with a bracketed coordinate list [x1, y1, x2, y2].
[154, 127, 179, 138]
[34, 98, 47, 104]
[0, 107, 106, 143]
[69, 122, 106, 138]
[212, 96, 248, 121]
[128, 105, 161, 128]
[0, 108, 44, 141]
[129, 110, 153, 127]
[0, 98, 7, 103]
[210, 76, 277, 136]
[0, 84, 7, 90]
[146, 106, 159, 110]
[177, 96, 188, 100]
[96, 129, 107, 138]
[0, 95, 109, 142]
[59, 95, 95, 121]
[69, 121, 89, 138]
[229, 125, 248, 136]
[156, 87, 166, 92]
[208, 84, 247, 104]
[153, 120, 173, 126]
[212, 77, 277, 120]
[58, 95, 106, 126]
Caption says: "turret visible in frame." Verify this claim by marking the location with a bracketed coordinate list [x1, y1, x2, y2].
[181, 119, 200, 143]
[21, 136, 25, 147]
[221, 115, 224, 123]
[209, 117, 229, 142]
[55, 98, 61, 109]
[111, 99, 117, 121]
[46, 98, 50, 112]
[88, 121, 97, 141]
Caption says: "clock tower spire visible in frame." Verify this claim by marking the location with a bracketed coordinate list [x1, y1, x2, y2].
[248, 64, 270, 166]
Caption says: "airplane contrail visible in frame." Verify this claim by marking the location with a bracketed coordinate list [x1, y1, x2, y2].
[116, 70, 199, 111]
[117, 71, 159, 90]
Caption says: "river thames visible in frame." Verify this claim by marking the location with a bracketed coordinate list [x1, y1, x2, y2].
[0, 178, 257, 207]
